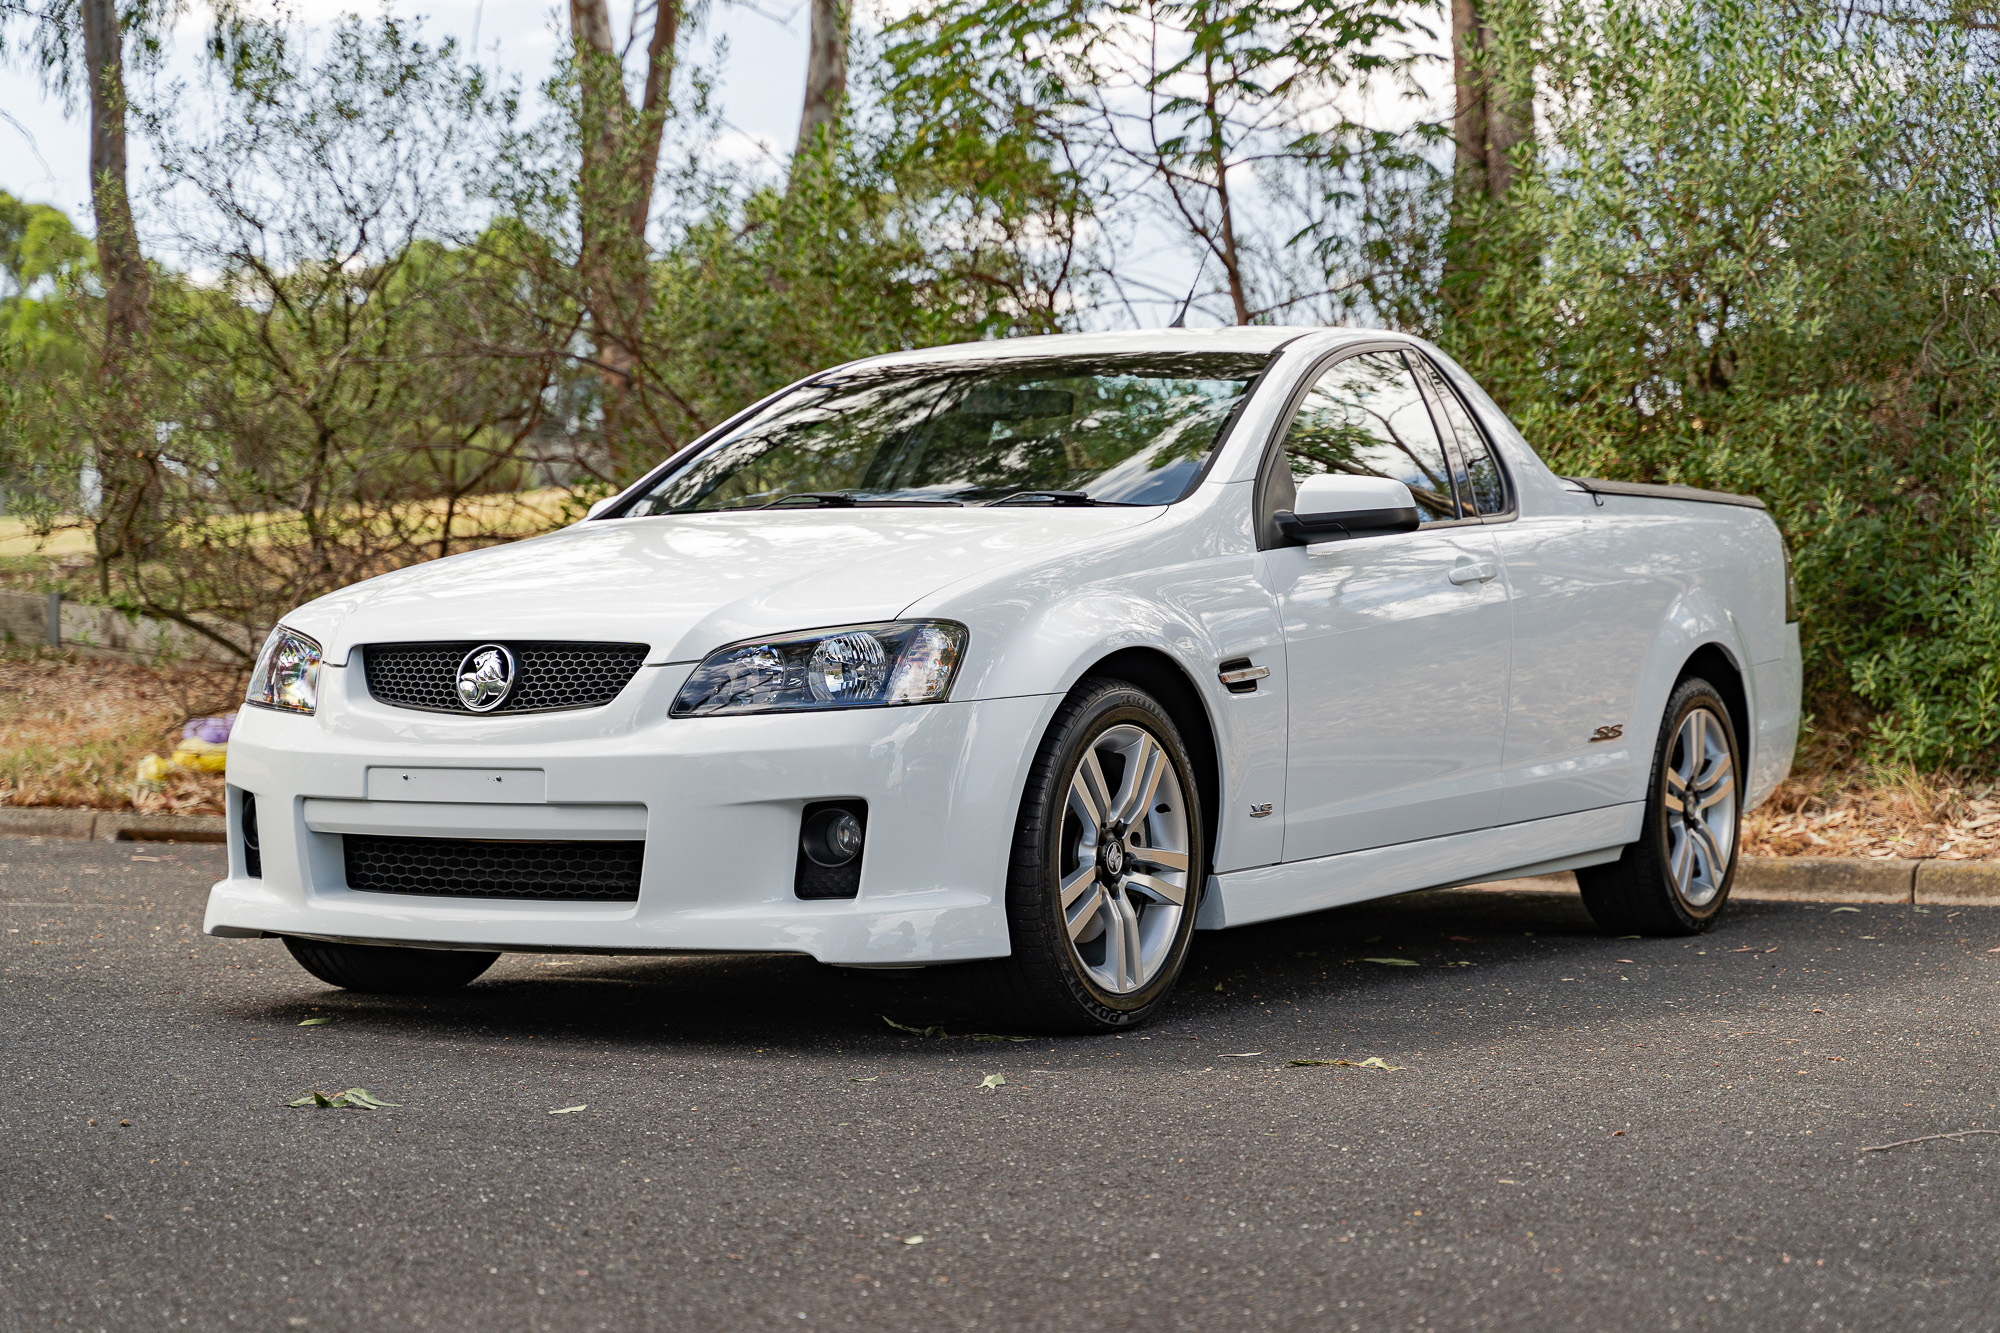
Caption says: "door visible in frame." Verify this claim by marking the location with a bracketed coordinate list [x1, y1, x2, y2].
[1262, 350, 1512, 862]
[1488, 509, 1677, 823]
[1415, 353, 1669, 823]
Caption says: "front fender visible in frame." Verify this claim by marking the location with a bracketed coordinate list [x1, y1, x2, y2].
[909, 493, 1288, 874]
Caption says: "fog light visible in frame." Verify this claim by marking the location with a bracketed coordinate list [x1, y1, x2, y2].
[802, 807, 865, 867]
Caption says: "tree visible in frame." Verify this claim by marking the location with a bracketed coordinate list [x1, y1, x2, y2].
[566, 0, 682, 467]
[1438, 0, 1532, 318]
[1448, 0, 1526, 205]
[1, 0, 176, 589]
[884, 0, 1424, 324]
[794, 0, 848, 158]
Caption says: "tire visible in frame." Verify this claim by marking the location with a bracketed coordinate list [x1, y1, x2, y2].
[958, 678, 1206, 1033]
[283, 937, 499, 994]
[1578, 677, 1742, 936]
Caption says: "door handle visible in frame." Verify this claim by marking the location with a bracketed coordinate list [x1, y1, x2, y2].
[1448, 560, 1498, 586]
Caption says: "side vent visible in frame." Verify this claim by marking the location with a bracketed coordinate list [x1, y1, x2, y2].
[1217, 658, 1269, 694]
[239, 791, 263, 879]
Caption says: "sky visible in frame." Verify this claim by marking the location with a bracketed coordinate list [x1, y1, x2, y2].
[0, 0, 815, 219]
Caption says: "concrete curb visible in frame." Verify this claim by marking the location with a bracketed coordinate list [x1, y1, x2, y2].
[0, 807, 225, 843]
[1734, 856, 1916, 904]
[1482, 857, 2000, 907]
[1913, 860, 2000, 905]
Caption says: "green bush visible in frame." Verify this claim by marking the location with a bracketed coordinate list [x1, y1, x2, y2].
[1447, 0, 2000, 770]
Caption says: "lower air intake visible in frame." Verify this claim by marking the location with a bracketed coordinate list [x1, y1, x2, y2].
[343, 835, 644, 903]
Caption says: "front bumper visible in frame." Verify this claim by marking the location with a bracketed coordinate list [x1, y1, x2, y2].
[204, 660, 1054, 964]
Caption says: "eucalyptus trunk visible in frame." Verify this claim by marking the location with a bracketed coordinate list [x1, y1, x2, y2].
[80, 0, 156, 589]
[569, 0, 680, 471]
[794, 0, 848, 157]
[1442, 0, 1532, 316]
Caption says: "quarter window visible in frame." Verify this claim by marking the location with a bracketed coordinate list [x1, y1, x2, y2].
[1419, 360, 1507, 517]
[1279, 351, 1457, 523]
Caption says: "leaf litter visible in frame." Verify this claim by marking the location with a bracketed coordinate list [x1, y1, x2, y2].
[297, 1017, 332, 1026]
[881, 1015, 1029, 1043]
[979, 1073, 1006, 1091]
[287, 1088, 395, 1110]
[1362, 958, 1419, 967]
[1289, 1057, 1405, 1071]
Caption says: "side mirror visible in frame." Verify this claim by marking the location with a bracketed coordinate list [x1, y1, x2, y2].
[584, 496, 620, 521]
[1276, 474, 1421, 544]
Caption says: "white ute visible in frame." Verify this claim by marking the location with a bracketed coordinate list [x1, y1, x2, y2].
[207, 327, 1801, 1030]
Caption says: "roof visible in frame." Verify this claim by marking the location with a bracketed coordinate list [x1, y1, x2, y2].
[839, 325, 1383, 372]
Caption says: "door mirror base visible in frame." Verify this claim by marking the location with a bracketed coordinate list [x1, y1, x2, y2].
[1277, 474, 1421, 544]
[1275, 507, 1421, 544]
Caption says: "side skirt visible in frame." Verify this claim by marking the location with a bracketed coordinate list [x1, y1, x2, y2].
[1196, 804, 1643, 930]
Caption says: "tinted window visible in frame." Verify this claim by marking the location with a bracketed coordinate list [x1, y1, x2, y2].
[1419, 359, 1507, 516]
[1280, 351, 1457, 523]
[619, 354, 1269, 513]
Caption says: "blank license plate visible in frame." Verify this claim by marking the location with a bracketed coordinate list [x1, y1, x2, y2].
[364, 767, 548, 804]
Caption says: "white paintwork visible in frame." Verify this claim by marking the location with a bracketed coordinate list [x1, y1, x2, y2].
[364, 767, 547, 804]
[206, 326, 1802, 965]
[1291, 474, 1413, 518]
[304, 799, 643, 840]
[1262, 525, 1511, 858]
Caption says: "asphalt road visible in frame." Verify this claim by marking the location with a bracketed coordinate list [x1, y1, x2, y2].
[5, 837, 1999, 1331]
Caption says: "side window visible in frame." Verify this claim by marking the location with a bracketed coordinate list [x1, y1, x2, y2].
[1279, 351, 1457, 523]
[1419, 359, 1508, 516]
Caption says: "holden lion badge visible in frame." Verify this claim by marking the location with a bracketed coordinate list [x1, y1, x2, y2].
[455, 644, 516, 712]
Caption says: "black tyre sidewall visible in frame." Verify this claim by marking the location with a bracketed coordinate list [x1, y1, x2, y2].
[1021, 685, 1205, 1026]
[1643, 679, 1741, 931]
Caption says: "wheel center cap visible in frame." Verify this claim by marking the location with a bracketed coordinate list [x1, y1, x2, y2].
[1098, 838, 1127, 880]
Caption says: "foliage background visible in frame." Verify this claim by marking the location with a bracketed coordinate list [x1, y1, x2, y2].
[1, 0, 1997, 774]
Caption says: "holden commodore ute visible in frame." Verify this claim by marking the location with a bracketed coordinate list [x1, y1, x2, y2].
[206, 327, 1801, 1030]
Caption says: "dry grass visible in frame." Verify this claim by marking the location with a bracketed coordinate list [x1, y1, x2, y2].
[0, 647, 241, 816]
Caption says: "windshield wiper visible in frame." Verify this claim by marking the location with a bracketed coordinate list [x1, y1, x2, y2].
[988, 490, 1107, 507]
[760, 492, 857, 508]
[757, 492, 963, 509]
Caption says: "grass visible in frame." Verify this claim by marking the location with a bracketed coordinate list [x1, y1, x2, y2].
[0, 488, 583, 603]
[0, 517, 93, 559]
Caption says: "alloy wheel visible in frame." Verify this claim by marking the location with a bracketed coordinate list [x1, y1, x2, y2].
[1663, 705, 1737, 908]
[1058, 723, 1193, 995]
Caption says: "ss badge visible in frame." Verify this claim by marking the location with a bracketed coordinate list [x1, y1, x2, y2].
[1589, 724, 1624, 743]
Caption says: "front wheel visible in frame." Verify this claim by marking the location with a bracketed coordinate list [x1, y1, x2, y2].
[1578, 677, 1742, 935]
[964, 679, 1206, 1032]
[284, 937, 499, 993]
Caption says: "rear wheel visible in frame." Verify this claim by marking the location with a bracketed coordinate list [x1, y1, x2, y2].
[961, 679, 1205, 1032]
[283, 937, 499, 993]
[1578, 677, 1741, 935]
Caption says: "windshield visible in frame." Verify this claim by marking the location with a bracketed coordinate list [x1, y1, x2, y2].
[618, 353, 1270, 514]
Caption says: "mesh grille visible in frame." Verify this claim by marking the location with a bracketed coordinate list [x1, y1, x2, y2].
[343, 835, 644, 902]
[361, 641, 649, 714]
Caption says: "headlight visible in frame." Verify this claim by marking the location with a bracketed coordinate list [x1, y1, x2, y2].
[672, 621, 968, 718]
[246, 625, 322, 715]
